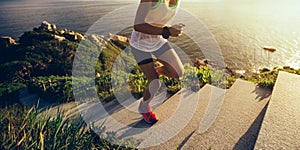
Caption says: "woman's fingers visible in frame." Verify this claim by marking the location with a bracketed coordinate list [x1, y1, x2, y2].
[169, 23, 185, 37]
[171, 24, 184, 31]
[169, 27, 183, 37]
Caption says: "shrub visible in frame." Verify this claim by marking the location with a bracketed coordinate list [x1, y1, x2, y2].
[28, 75, 118, 103]
[128, 68, 148, 97]
[28, 76, 73, 103]
[18, 63, 238, 104]
[0, 61, 29, 82]
[161, 64, 236, 93]
[95, 73, 115, 102]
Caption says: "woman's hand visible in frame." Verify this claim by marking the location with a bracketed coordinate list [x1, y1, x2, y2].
[169, 23, 185, 37]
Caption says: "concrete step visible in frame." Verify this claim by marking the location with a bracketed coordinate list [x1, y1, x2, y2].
[141, 85, 225, 149]
[254, 71, 300, 149]
[182, 79, 272, 150]
[84, 85, 225, 149]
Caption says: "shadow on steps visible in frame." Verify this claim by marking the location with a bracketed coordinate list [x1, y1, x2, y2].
[251, 86, 272, 101]
[177, 130, 196, 150]
[233, 101, 270, 150]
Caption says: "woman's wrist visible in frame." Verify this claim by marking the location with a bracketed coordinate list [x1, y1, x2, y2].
[162, 26, 171, 39]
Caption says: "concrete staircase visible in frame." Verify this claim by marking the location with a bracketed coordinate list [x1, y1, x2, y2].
[78, 85, 224, 149]
[49, 71, 300, 149]
[79, 78, 271, 149]
[182, 79, 271, 150]
[254, 71, 300, 149]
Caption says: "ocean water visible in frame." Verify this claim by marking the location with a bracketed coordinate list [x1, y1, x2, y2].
[0, 1, 126, 38]
[0, 0, 299, 72]
[184, 0, 300, 71]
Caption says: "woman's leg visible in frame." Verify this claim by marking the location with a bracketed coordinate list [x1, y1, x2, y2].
[138, 61, 162, 113]
[156, 48, 184, 78]
[136, 62, 161, 123]
[130, 46, 162, 105]
[130, 47, 160, 123]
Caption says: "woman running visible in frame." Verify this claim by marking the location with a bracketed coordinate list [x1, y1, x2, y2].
[130, 0, 185, 124]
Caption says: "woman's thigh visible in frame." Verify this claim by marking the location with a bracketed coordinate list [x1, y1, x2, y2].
[138, 61, 159, 81]
[156, 48, 184, 77]
[131, 46, 154, 66]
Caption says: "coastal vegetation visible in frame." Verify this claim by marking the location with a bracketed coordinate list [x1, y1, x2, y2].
[0, 21, 238, 105]
[0, 21, 139, 149]
[246, 66, 300, 89]
[2, 21, 299, 105]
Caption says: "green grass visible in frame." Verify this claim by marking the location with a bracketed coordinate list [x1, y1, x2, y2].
[0, 104, 138, 149]
[0, 24, 238, 104]
[245, 67, 300, 89]
[1, 64, 238, 105]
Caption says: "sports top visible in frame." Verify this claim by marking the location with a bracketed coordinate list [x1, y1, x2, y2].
[130, 0, 180, 52]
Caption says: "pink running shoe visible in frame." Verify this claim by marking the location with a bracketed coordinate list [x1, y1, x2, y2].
[138, 102, 158, 124]
[140, 111, 158, 124]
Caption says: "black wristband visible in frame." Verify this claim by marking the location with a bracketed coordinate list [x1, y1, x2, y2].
[162, 26, 171, 39]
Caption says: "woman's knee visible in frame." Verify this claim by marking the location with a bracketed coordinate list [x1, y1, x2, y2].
[157, 50, 184, 78]
[148, 79, 162, 92]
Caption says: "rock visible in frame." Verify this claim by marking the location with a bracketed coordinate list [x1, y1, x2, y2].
[95, 73, 101, 78]
[194, 59, 209, 68]
[51, 24, 57, 30]
[75, 33, 85, 41]
[90, 34, 100, 43]
[59, 30, 65, 35]
[225, 66, 235, 76]
[38, 21, 85, 42]
[88, 34, 106, 50]
[64, 31, 85, 41]
[40, 21, 52, 30]
[89, 34, 105, 47]
[263, 46, 276, 52]
[283, 66, 294, 70]
[53, 35, 66, 42]
[0, 36, 17, 48]
[40, 20, 57, 31]
[109, 33, 129, 42]
[235, 70, 246, 75]
[194, 59, 222, 69]
[259, 68, 270, 73]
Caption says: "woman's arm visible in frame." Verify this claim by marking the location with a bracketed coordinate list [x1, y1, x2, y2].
[133, 0, 182, 37]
